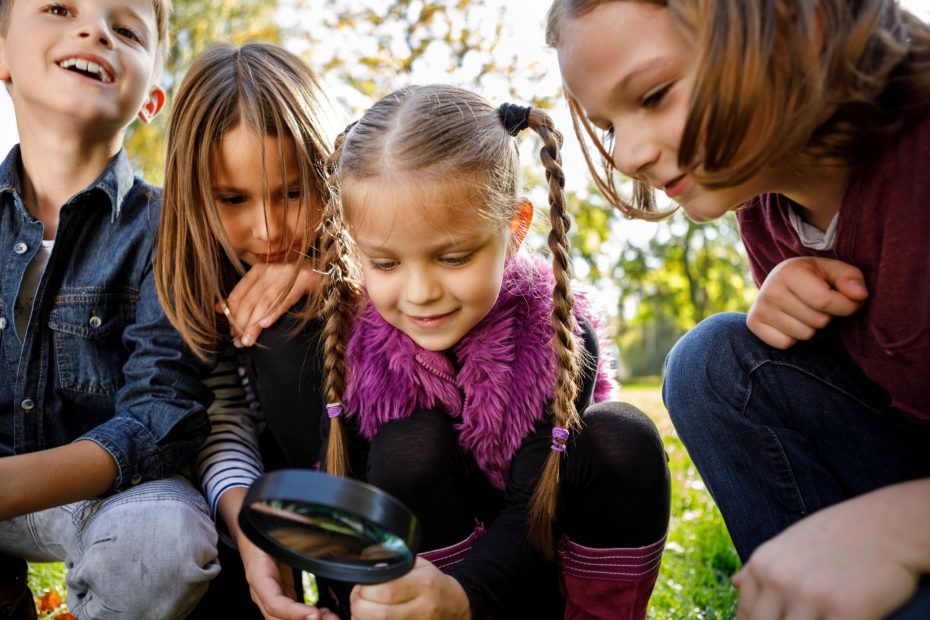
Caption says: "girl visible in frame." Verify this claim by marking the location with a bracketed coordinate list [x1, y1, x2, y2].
[317, 84, 670, 620]
[155, 42, 340, 620]
[546, 1, 930, 618]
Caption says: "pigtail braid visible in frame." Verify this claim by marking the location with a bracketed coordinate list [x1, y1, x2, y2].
[527, 109, 581, 558]
[318, 130, 360, 477]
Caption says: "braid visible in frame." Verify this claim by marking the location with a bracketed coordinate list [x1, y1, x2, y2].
[526, 109, 581, 558]
[318, 132, 360, 477]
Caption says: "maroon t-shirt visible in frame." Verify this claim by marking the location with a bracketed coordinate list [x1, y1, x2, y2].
[737, 110, 930, 425]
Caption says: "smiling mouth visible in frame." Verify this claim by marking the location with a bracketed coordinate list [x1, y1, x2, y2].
[407, 311, 455, 328]
[57, 57, 114, 83]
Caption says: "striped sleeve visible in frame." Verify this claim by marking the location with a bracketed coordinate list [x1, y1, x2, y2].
[196, 348, 265, 517]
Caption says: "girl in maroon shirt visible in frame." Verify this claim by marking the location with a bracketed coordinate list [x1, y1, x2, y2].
[547, 0, 930, 618]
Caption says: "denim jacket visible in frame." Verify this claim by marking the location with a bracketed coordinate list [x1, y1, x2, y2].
[0, 146, 212, 491]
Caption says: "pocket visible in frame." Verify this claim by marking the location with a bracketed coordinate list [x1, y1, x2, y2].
[49, 289, 137, 395]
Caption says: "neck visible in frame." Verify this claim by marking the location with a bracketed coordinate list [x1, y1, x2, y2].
[16, 117, 124, 240]
[775, 163, 852, 231]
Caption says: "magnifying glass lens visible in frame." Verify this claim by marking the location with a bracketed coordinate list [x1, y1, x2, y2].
[239, 470, 421, 584]
[248, 500, 409, 564]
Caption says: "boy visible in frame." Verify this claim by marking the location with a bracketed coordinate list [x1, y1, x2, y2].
[0, 0, 219, 617]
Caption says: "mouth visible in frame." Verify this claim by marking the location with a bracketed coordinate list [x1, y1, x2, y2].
[57, 55, 114, 84]
[252, 249, 294, 263]
[662, 174, 688, 199]
[406, 311, 456, 329]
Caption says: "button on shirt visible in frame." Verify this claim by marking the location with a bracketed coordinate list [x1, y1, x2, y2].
[0, 146, 212, 490]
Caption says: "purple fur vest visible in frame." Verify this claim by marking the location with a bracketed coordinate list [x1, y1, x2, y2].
[343, 255, 615, 489]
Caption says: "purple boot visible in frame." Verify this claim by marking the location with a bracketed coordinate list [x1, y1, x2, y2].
[558, 535, 666, 620]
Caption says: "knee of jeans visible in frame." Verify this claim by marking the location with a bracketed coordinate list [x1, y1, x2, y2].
[663, 313, 749, 421]
[71, 485, 219, 617]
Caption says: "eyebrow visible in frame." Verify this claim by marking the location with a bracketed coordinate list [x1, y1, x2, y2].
[611, 55, 676, 100]
[354, 233, 484, 256]
[211, 178, 303, 193]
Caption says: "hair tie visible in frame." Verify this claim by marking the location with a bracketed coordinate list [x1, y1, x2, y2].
[326, 403, 342, 419]
[499, 103, 532, 137]
[550, 427, 569, 453]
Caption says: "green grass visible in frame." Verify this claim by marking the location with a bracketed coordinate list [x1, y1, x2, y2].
[28, 388, 739, 618]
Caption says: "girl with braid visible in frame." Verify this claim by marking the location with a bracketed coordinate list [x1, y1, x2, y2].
[317, 84, 670, 620]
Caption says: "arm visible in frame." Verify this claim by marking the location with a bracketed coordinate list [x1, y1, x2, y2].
[734, 479, 930, 620]
[222, 262, 321, 348]
[0, 440, 117, 521]
[198, 348, 265, 516]
[746, 256, 868, 349]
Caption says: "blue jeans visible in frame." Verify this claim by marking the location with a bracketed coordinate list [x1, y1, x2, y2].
[663, 313, 930, 618]
[0, 476, 219, 619]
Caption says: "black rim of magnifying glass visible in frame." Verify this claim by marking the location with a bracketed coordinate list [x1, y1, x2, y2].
[238, 469, 422, 583]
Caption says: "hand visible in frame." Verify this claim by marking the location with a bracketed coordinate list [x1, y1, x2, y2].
[219, 262, 321, 347]
[349, 557, 470, 620]
[238, 534, 338, 620]
[733, 481, 930, 620]
[747, 257, 868, 349]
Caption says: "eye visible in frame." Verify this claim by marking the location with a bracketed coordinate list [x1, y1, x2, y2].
[216, 194, 247, 206]
[286, 188, 302, 201]
[368, 259, 398, 272]
[642, 84, 672, 109]
[114, 25, 142, 43]
[43, 3, 72, 16]
[441, 253, 475, 267]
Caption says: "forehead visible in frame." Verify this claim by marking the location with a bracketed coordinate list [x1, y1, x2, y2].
[557, 3, 687, 108]
[346, 178, 495, 246]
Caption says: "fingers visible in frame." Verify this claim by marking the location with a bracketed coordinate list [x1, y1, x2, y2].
[747, 257, 868, 348]
[222, 263, 320, 347]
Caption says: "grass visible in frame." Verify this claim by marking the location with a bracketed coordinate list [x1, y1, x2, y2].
[27, 387, 739, 618]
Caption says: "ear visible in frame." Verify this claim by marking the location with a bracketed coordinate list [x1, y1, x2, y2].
[0, 34, 10, 83]
[137, 85, 166, 124]
[507, 199, 534, 257]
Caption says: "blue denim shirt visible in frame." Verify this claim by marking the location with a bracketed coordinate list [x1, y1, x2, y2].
[0, 146, 212, 490]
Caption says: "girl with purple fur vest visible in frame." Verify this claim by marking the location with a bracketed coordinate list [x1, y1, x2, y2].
[317, 84, 671, 620]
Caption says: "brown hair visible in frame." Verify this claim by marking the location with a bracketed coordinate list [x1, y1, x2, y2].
[156, 42, 335, 360]
[319, 84, 580, 557]
[0, 0, 172, 67]
[546, 0, 930, 219]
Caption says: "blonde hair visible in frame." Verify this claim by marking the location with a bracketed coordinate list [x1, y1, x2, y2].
[156, 42, 335, 359]
[546, 0, 930, 219]
[319, 84, 579, 557]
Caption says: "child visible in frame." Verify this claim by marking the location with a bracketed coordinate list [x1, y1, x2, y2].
[155, 42, 341, 620]
[0, 0, 219, 617]
[547, 0, 930, 617]
[317, 84, 670, 620]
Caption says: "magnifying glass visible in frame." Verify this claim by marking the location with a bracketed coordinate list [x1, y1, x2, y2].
[238, 469, 421, 584]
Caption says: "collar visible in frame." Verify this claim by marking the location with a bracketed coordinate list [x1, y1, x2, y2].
[0, 145, 135, 221]
[343, 255, 612, 489]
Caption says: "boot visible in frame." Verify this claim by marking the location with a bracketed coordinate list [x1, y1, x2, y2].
[558, 535, 666, 620]
[0, 556, 37, 620]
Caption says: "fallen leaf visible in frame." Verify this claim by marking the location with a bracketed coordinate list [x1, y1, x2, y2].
[36, 589, 62, 613]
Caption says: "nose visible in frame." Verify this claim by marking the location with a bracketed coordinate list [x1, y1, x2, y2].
[76, 12, 114, 49]
[611, 122, 660, 181]
[404, 264, 442, 306]
[252, 203, 285, 245]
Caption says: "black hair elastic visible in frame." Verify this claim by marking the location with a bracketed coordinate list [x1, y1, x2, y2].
[499, 103, 532, 137]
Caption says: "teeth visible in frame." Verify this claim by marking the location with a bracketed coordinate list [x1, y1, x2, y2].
[57, 58, 113, 83]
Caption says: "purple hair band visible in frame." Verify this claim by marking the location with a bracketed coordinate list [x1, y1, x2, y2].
[551, 427, 569, 453]
[326, 403, 342, 419]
